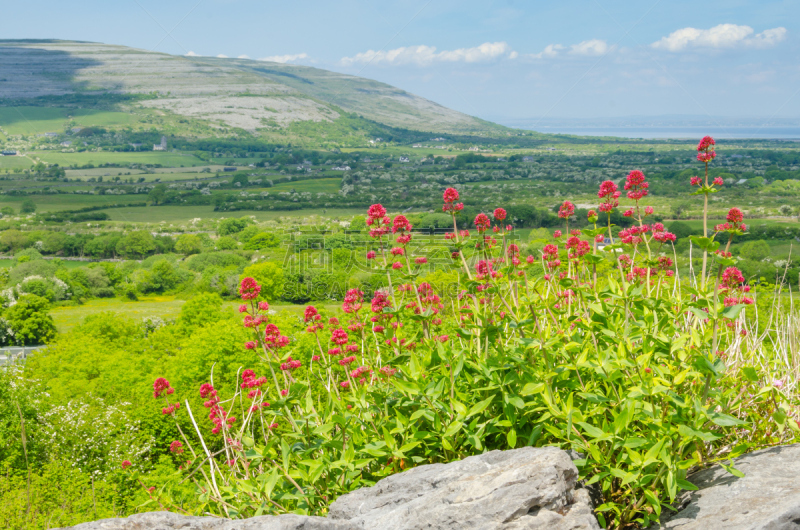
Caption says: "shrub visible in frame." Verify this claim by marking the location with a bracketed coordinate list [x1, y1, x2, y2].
[5, 294, 57, 345]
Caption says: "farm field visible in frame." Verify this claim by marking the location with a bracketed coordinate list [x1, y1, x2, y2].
[32, 150, 207, 167]
[0, 106, 140, 135]
[103, 204, 364, 222]
[49, 297, 341, 333]
[0, 192, 142, 212]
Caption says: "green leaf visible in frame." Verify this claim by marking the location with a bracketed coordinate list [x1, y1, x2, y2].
[708, 412, 747, 427]
[444, 420, 463, 438]
[741, 366, 759, 382]
[721, 304, 746, 320]
[392, 379, 420, 395]
[577, 422, 608, 439]
[720, 461, 745, 478]
[677, 478, 699, 491]
[466, 396, 494, 418]
[521, 382, 546, 396]
[507, 428, 517, 447]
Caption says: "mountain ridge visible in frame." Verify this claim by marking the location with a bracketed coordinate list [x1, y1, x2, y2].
[0, 40, 505, 135]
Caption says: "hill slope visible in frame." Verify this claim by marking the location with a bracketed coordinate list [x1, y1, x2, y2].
[0, 40, 501, 135]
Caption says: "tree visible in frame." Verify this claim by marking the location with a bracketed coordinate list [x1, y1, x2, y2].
[740, 240, 771, 262]
[244, 232, 281, 250]
[216, 236, 238, 250]
[175, 234, 203, 256]
[218, 217, 249, 236]
[5, 294, 57, 345]
[667, 221, 694, 240]
[148, 184, 167, 205]
[240, 262, 284, 302]
[0, 206, 14, 217]
[20, 198, 36, 214]
[116, 231, 156, 259]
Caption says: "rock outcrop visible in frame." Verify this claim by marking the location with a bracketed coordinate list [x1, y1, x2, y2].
[61, 446, 599, 530]
[651, 443, 800, 529]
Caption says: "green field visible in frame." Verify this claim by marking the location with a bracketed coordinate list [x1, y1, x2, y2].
[0, 106, 139, 136]
[0, 155, 33, 170]
[34, 150, 207, 167]
[103, 205, 364, 222]
[49, 297, 340, 333]
[0, 193, 142, 212]
[268, 178, 342, 193]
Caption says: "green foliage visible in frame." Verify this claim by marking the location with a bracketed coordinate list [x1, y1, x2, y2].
[20, 198, 36, 214]
[5, 294, 57, 345]
[739, 240, 771, 262]
[244, 232, 281, 250]
[240, 262, 284, 302]
[217, 217, 250, 236]
[215, 236, 238, 251]
[116, 231, 157, 259]
[175, 234, 203, 256]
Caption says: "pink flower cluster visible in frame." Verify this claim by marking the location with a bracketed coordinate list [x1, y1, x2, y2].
[239, 277, 261, 301]
[697, 135, 716, 163]
[442, 188, 464, 213]
[200, 383, 234, 435]
[624, 170, 649, 201]
[366, 204, 392, 238]
[558, 201, 575, 220]
[598, 181, 620, 213]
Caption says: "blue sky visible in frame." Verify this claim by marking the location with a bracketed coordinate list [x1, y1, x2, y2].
[5, 1, 800, 122]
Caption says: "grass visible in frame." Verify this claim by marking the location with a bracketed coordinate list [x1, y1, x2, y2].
[49, 296, 341, 333]
[267, 178, 341, 193]
[103, 205, 364, 223]
[0, 107, 139, 135]
[33, 150, 207, 168]
[0, 193, 142, 212]
[0, 155, 34, 170]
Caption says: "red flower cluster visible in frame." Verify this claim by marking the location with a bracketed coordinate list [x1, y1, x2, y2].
[474, 213, 491, 232]
[200, 383, 234, 435]
[239, 277, 261, 301]
[442, 188, 464, 213]
[343, 289, 364, 314]
[392, 215, 412, 234]
[169, 440, 184, 454]
[264, 323, 290, 349]
[598, 180, 620, 213]
[697, 135, 716, 163]
[153, 377, 174, 398]
[339, 355, 356, 366]
[715, 207, 747, 233]
[558, 201, 575, 219]
[493, 208, 507, 221]
[280, 357, 302, 371]
[366, 204, 391, 238]
[624, 170, 649, 201]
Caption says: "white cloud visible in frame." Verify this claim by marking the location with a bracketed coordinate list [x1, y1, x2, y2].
[185, 51, 199, 56]
[217, 54, 228, 58]
[259, 53, 309, 63]
[237, 54, 250, 59]
[530, 44, 564, 59]
[652, 24, 787, 52]
[341, 42, 514, 66]
[569, 39, 610, 56]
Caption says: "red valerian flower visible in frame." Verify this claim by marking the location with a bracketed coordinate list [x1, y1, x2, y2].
[623, 209, 633, 217]
[331, 328, 349, 345]
[644, 206, 654, 216]
[587, 210, 598, 223]
[443, 187, 459, 203]
[727, 207, 744, 224]
[713, 177, 724, 186]
[304, 305, 320, 322]
[558, 201, 575, 219]
[624, 170, 649, 201]
[553, 230, 562, 238]
[170, 441, 184, 454]
[721, 267, 745, 289]
[153, 377, 172, 398]
[244, 341, 256, 350]
[392, 262, 403, 270]
[239, 277, 261, 301]
[697, 135, 715, 151]
[258, 301, 269, 311]
[415, 256, 428, 264]
[474, 213, 491, 232]
[366, 250, 376, 260]
[238, 304, 247, 313]
[121, 460, 132, 469]
[392, 215, 412, 233]
[367, 204, 387, 221]
[493, 208, 507, 221]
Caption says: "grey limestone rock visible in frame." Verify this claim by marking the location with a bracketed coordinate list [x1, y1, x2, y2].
[328, 446, 599, 529]
[651, 443, 800, 530]
[60, 446, 598, 530]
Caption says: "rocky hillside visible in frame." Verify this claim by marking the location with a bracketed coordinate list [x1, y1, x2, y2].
[0, 40, 501, 134]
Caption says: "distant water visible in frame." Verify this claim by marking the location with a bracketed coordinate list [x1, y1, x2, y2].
[525, 126, 800, 140]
